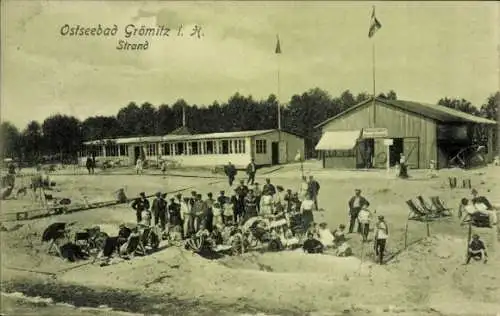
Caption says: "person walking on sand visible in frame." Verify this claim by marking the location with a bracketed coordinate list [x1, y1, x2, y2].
[348, 189, 370, 234]
[224, 162, 237, 187]
[374, 215, 389, 264]
[246, 159, 257, 185]
[135, 157, 143, 174]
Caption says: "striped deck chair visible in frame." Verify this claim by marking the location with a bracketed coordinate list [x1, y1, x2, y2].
[405, 199, 429, 221]
[430, 196, 453, 217]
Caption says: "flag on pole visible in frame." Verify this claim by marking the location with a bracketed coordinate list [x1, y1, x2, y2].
[275, 35, 282, 54]
[368, 7, 382, 38]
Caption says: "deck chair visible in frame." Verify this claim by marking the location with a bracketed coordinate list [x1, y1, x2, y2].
[41, 222, 70, 257]
[417, 196, 437, 214]
[405, 199, 430, 221]
[430, 196, 453, 217]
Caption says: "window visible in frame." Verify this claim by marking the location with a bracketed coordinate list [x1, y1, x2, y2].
[190, 141, 199, 155]
[105, 144, 118, 157]
[205, 141, 214, 154]
[256, 139, 267, 154]
[175, 142, 185, 155]
[161, 143, 171, 156]
[219, 140, 229, 154]
[119, 145, 128, 156]
[90, 145, 103, 157]
[147, 144, 157, 156]
[233, 139, 246, 154]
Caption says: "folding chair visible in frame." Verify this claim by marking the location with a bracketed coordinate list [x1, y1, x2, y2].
[405, 199, 429, 221]
[417, 196, 437, 214]
[430, 196, 453, 217]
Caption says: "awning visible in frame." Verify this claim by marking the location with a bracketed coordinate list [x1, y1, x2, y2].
[315, 130, 361, 151]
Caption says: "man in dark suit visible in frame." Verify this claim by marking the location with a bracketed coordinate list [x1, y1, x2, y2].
[224, 162, 237, 186]
[347, 189, 370, 233]
[131, 192, 150, 223]
[307, 175, 321, 210]
[246, 159, 257, 185]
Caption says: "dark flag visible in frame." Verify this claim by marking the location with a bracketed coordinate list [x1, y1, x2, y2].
[275, 35, 282, 54]
[368, 7, 382, 38]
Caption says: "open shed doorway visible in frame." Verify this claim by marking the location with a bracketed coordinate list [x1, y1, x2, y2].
[389, 138, 403, 166]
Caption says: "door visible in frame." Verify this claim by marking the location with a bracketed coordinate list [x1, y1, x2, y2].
[271, 142, 279, 165]
[134, 146, 141, 163]
[373, 138, 386, 169]
[403, 137, 420, 169]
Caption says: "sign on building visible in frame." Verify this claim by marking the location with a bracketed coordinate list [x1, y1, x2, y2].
[362, 128, 388, 138]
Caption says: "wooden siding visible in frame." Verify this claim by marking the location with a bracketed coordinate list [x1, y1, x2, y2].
[322, 101, 437, 169]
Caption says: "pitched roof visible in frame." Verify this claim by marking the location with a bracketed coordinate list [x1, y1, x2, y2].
[315, 97, 497, 129]
[83, 136, 163, 145]
[83, 129, 288, 145]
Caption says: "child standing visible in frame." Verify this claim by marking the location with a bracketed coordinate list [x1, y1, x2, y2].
[357, 205, 372, 242]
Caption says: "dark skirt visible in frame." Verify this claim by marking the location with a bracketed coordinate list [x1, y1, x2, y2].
[302, 210, 314, 230]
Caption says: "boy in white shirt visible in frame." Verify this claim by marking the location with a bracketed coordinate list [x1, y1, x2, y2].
[317, 222, 334, 248]
[374, 215, 389, 264]
[357, 205, 372, 242]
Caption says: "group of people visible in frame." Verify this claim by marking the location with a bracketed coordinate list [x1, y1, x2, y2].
[130, 174, 323, 241]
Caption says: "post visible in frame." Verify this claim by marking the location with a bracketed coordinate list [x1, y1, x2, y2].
[386, 144, 390, 172]
[466, 221, 472, 260]
[404, 220, 409, 249]
[426, 215, 430, 237]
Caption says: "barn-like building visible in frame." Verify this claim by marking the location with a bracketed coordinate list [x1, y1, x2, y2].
[315, 97, 497, 170]
[79, 129, 304, 169]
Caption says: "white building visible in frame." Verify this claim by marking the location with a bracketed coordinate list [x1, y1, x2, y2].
[79, 129, 305, 168]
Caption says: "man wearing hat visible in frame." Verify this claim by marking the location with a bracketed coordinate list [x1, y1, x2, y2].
[168, 197, 182, 241]
[131, 192, 150, 223]
[348, 189, 370, 234]
[151, 192, 165, 228]
[262, 178, 276, 196]
[374, 215, 389, 264]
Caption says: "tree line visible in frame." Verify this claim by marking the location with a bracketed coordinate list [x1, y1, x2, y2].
[1, 88, 498, 164]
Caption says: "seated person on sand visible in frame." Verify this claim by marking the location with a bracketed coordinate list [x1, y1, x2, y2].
[471, 189, 494, 210]
[459, 198, 492, 223]
[466, 234, 488, 264]
[332, 224, 347, 247]
[302, 232, 324, 254]
[317, 222, 335, 249]
[281, 227, 300, 249]
[335, 240, 352, 257]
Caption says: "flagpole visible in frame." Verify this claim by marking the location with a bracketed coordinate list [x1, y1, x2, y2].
[372, 38, 376, 127]
[277, 48, 281, 131]
[371, 6, 377, 128]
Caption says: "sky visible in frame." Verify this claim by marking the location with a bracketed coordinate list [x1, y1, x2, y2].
[1, 1, 499, 129]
